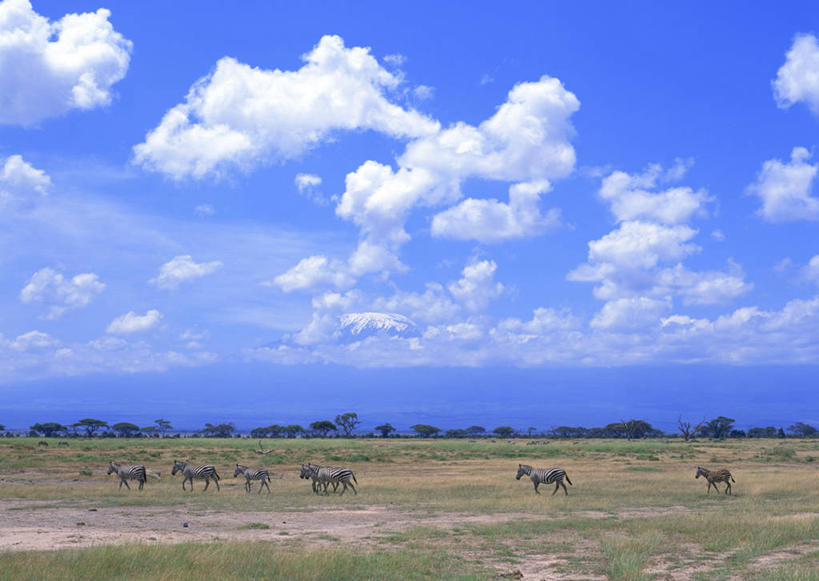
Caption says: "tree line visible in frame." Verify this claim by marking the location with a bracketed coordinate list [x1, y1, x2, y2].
[9, 414, 817, 439]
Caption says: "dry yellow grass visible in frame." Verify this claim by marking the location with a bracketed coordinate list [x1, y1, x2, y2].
[0, 437, 816, 579]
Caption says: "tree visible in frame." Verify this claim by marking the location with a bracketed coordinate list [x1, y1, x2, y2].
[112, 422, 140, 438]
[465, 426, 486, 436]
[493, 426, 516, 438]
[788, 422, 818, 438]
[73, 418, 108, 438]
[30, 422, 67, 438]
[678, 416, 705, 442]
[748, 426, 777, 438]
[527, 427, 537, 437]
[310, 421, 337, 437]
[335, 413, 361, 437]
[283, 424, 305, 438]
[375, 423, 396, 438]
[698, 416, 735, 440]
[410, 424, 440, 438]
[141, 426, 158, 438]
[251, 424, 284, 439]
[154, 418, 173, 436]
[201, 423, 235, 438]
[445, 429, 467, 438]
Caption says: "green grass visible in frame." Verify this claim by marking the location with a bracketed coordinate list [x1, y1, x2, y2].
[0, 542, 490, 580]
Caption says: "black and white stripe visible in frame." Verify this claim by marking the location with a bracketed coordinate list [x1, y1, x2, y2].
[516, 464, 573, 496]
[234, 464, 271, 493]
[301, 463, 358, 495]
[171, 460, 220, 491]
[107, 461, 147, 491]
[695, 466, 735, 495]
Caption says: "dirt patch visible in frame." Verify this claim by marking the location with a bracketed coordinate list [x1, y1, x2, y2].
[0, 500, 709, 554]
[746, 542, 819, 571]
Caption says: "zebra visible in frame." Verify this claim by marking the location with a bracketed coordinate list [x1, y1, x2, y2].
[695, 466, 735, 495]
[107, 461, 147, 491]
[301, 464, 358, 495]
[234, 464, 271, 494]
[171, 460, 221, 491]
[37, 440, 48, 447]
[516, 464, 573, 496]
[58, 440, 69, 447]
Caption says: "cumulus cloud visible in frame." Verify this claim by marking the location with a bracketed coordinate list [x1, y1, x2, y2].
[773, 33, 819, 116]
[447, 260, 505, 312]
[20, 267, 105, 319]
[747, 147, 819, 222]
[150, 255, 223, 289]
[133, 35, 438, 179]
[0, 154, 51, 208]
[294, 173, 329, 205]
[0, 0, 131, 125]
[431, 181, 562, 242]
[271, 255, 353, 292]
[570, 161, 749, 328]
[106, 309, 162, 334]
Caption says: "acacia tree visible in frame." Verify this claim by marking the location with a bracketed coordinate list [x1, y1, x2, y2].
[201, 423, 235, 438]
[283, 424, 305, 438]
[698, 416, 735, 440]
[154, 418, 173, 436]
[30, 422, 67, 438]
[410, 424, 440, 438]
[310, 421, 337, 437]
[73, 419, 108, 438]
[112, 422, 140, 438]
[465, 426, 486, 437]
[788, 422, 818, 438]
[335, 413, 361, 437]
[375, 423, 396, 438]
[493, 426, 516, 438]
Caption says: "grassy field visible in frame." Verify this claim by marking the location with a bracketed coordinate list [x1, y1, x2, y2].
[0, 437, 817, 580]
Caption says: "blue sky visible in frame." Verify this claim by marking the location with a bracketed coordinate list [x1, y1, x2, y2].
[1, 1, 818, 431]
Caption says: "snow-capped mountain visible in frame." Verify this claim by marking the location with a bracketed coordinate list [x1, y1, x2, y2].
[338, 312, 419, 341]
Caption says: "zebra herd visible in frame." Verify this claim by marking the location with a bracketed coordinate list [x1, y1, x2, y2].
[106, 459, 736, 496]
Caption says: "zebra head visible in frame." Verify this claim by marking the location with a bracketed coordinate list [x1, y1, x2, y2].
[695, 466, 706, 479]
[171, 460, 186, 476]
[107, 461, 118, 475]
[234, 464, 246, 478]
[515, 464, 531, 480]
[300, 464, 316, 479]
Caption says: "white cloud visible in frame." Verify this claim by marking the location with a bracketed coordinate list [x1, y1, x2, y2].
[0, 0, 131, 125]
[106, 309, 162, 334]
[586, 221, 699, 270]
[294, 173, 328, 205]
[773, 33, 819, 116]
[747, 147, 819, 222]
[194, 204, 215, 216]
[133, 35, 438, 179]
[801, 255, 819, 284]
[20, 267, 105, 319]
[447, 259, 504, 312]
[654, 263, 752, 306]
[1, 154, 51, 209]
[431, 181, 562, 242]
[8, 330, 56, 351]
[271, 255, 353, 292]
[591, 297, 671, 330]
[598, 161, 709, 224]
[150, 255, 223, 289]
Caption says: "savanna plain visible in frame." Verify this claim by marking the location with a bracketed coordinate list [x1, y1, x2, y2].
[0, 437, 817, 580]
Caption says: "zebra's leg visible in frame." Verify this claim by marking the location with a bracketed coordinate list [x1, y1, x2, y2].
[121, 478, 131, 490]
[725, 481, 731, 495]
[138, 478, 144, 491]
[533, 481, 540, 494]
[348, 481, 357, 495]
[560, 480, 568, 496]
[203, 478, 210, 491]
[263, 478, 271, 493]
[214, 476, 220, 491]
[552, 481, 560, 495]
[339, 481, 348, 495]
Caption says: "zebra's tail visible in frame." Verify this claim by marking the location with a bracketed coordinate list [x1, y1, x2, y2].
[213, 469, 221, 481]
[565, 473, 573, 486]
[352, 471, 358, 484]
[730, 475, 735, 482]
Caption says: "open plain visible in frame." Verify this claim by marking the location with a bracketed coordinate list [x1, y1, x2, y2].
[0, 437, 816, 580]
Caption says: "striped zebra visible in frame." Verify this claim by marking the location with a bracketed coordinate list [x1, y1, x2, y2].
[234, 464, 271, 494]
[695, 466, 735, 495]
[107, 461, 147, 491]
[516, 464, 573, 496]
[171, 460, 221, 491]
[301, 463, 358, 495]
